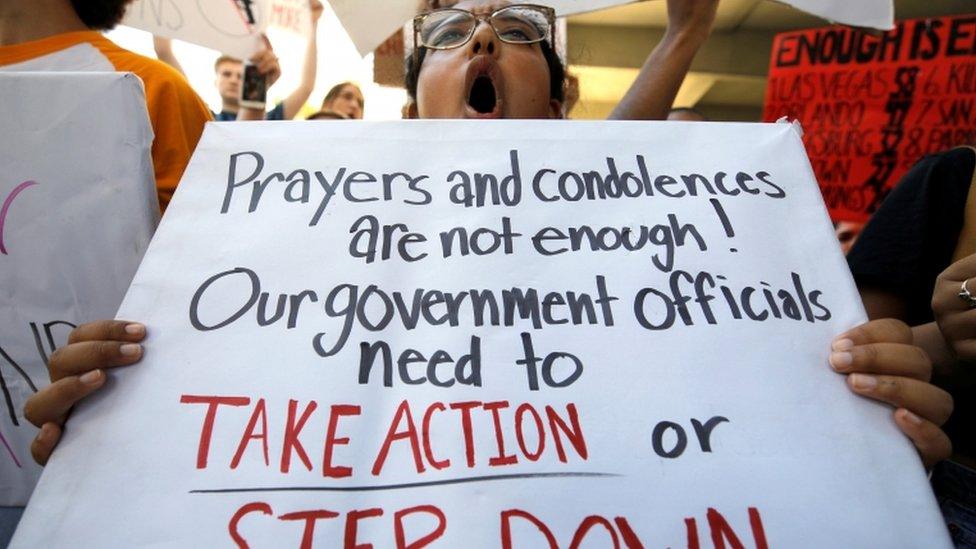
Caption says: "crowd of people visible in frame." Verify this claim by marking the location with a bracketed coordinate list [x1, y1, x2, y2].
[0, 0, 974, 545]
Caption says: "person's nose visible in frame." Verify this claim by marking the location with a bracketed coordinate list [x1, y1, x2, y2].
[467, 18, 498, 58]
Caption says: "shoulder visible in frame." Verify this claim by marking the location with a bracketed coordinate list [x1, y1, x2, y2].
[92, 36, 212, 124]
[92, 36, 189, 90]
[881, 147, 976, 205]
[909, 147, 976, 182]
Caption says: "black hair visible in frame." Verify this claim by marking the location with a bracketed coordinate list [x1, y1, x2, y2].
[70, 0, 133, 31]
[405, 39, 566, 105]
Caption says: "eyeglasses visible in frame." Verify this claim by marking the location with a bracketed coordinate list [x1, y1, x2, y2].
[413, 4, 556, 62]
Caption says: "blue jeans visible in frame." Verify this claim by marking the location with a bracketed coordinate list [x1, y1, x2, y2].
[0, 507, 24, 548]
[933, 460, 976, 548]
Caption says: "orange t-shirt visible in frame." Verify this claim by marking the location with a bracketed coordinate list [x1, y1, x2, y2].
[0, 31, 212, 210]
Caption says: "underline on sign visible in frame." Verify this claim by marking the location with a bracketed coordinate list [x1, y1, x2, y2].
[189, 472, 620, 494]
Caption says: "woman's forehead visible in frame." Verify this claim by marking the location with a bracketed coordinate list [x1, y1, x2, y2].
[451, 0, 513, 14]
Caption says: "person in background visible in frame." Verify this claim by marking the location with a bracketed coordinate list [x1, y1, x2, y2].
[847, 146, 976, 545]
[307, 109, 348, 120]
[210, 46, 281, 120]
[0, 0, 211, 212]
[667, 106, 707, 121]
[155, 0, 324, 121]
[834, 220, 864, 255]
[321, 81, 364, 119]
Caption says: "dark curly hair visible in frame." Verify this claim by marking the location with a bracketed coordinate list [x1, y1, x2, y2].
[405, 39, 566, 105]
[70, 0, 134, 31]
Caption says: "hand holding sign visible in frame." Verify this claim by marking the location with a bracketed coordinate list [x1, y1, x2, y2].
[830, 319, 953, 467]
[23, 321, 147, 465]
[25, 318, 953, 467]
[11, 121, 952, 547]
[0, 73, 157, 506]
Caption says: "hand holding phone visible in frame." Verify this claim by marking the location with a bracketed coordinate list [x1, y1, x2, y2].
[240, 60, 267, 110]
[239, 35, 281, 112]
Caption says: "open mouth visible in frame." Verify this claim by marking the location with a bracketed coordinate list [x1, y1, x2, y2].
[468, 75, 498, 114]
[464, 57, 502, 118]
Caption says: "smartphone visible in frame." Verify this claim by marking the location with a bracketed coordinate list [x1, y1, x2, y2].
[240, 60, 267, 110]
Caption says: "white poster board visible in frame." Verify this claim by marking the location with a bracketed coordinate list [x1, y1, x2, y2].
[14, 121, 949, 547]
[262, 0, 314, 36]
[0, 73, 158, 506]
[122, 0, 263, 59]
[329, 0, 894, 57]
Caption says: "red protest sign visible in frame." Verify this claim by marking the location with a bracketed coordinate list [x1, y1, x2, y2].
[763, 14, 976, 222]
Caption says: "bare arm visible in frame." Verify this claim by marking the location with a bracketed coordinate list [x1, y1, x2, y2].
[280, 0, 323, 120]
[153, 36, 185, 76]
[608, 0, 718, 121]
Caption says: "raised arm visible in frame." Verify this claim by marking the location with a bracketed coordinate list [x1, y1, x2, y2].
[280, 0, 323, 120]
[153, 36, 185, 76]
[608, 0, 718, 121]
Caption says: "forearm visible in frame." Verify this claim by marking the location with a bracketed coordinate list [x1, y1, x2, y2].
[608, 26, 709, 121]
[283, 26, 319, 120]
[153, 36, 185, 76]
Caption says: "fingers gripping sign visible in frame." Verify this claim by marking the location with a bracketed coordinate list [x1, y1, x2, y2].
[22, 320, 147, 465]
[829, 319, 954, 467]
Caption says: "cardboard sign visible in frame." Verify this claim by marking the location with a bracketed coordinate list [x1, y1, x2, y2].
[329, 0, 894, 57]
[13, 121, 950, 547]
[0, 72, 158, 506]
[763, 14, 976, 222]
[122, 0, 263, 59]
[374, 30, 406, 88]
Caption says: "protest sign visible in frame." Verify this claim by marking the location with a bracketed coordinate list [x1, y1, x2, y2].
[122, 0, 263, 59]
[328, 0, 894, 58]
[0, 72, 158, 506]
[375, 30, 407, 88]
[763, 14, 976, 222]
[13, 120, 950, 547]
[784, 0, 893, 31]
[263, 0, 314, 36]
